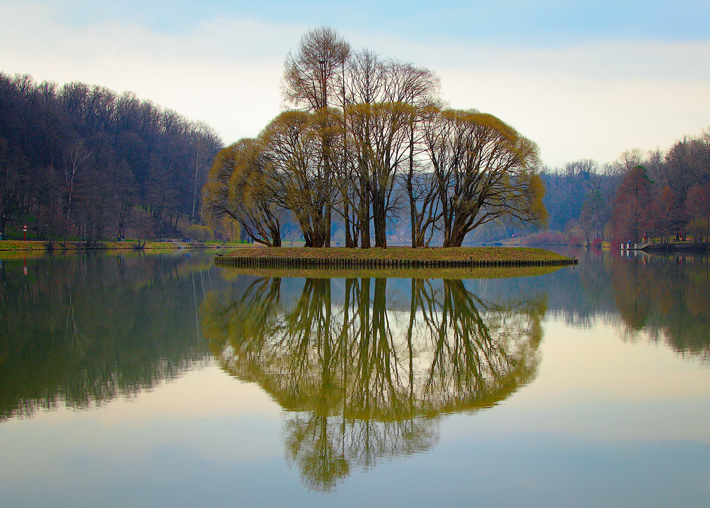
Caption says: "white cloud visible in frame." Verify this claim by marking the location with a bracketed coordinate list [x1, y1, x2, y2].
[0, 5, 301, 144]
[2, 3, 709, 164]
[439, 67, 710, 166]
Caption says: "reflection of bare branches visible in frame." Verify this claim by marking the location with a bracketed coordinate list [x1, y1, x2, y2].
[285, 414, 349, 493]
[407, 279, 543, 415]
[285, 413, 438, 492]
[205, 275, 545, 491]
[206, 277, 284, 386]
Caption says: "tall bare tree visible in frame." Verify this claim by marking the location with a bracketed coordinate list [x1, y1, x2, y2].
[283, 27, 351, 112]
[282, 27, 351, 247]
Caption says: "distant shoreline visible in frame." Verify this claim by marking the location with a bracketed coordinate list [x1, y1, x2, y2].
[0, 240, 245, 252]
[642, 242, 710, 252]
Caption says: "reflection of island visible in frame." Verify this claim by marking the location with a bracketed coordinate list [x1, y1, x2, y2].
[0, 253, 212, 420]
[202, 276, 545, 491]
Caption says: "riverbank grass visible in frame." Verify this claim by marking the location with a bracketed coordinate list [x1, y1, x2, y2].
[0, 240, 246, 252]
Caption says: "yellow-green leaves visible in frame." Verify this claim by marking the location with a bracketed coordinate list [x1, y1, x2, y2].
[422, 107, 545, 246]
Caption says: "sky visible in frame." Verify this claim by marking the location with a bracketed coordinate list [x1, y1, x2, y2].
[1, 0, 709, 167]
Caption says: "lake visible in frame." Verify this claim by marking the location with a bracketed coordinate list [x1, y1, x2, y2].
[0, 248, 708, 507]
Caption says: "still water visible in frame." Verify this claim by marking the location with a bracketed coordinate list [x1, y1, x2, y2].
[0, 249, 708, 507]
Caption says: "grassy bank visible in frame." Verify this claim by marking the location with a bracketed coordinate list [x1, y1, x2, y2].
[0, 240, 247, 252]
[222, 246, 573, 262]
[217, 246, 576, 274]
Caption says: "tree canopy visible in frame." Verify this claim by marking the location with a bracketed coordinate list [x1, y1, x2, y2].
[203, 27, 546, 248]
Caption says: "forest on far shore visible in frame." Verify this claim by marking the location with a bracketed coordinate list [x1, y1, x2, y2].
[0, 72, 222, 243]
[539, 132, 710, 247]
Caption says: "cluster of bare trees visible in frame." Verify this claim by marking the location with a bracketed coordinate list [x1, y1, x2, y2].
[541, 160, 621, 244]
[203, 28, 547, 248]
[0, 73, 222, 242]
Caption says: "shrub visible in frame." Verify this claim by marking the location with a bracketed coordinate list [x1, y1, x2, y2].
[522, 231, 567, 246]
[186, 225, 214, 243]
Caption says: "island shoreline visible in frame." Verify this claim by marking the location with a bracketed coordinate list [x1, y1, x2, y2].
[215, 246, 578, 270]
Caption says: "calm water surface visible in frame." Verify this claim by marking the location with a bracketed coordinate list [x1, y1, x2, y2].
[0, 249, 708, 507]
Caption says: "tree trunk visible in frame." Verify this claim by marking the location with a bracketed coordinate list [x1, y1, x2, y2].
[359, 194, 370, 249]
[324, 204, 331, 247]
[372, 188, 387, 248]
[344, 200, 354, 248]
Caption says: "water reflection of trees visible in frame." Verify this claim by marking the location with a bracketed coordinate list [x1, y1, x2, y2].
[542, 248, 710, 361]
[202, 276, 544, 491]
[0, 253, 213, 420]
[610, 253, 710, 360]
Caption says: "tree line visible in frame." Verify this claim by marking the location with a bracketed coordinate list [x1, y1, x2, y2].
[0, 73, 222, 242]
[611, 137, 710, 244]
[539, 130, 710, 246]
[203, 28, 547, 248]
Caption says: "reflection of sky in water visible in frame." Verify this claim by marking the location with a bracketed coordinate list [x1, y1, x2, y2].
[0, 251, 709, 507]
[2, 330, 707, 507]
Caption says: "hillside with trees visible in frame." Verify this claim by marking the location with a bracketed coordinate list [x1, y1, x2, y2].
[0, 73, 222, 243]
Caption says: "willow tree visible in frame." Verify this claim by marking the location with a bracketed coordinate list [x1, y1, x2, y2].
[202, 139, 282, 246]
[344, 51, 441, 248]
[262, 109, 343, 247]
[203, 28, 545, 249]
[423, 109, 546, 247]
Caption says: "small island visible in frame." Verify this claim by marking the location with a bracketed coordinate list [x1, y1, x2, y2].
[215, 246, 577, 273]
